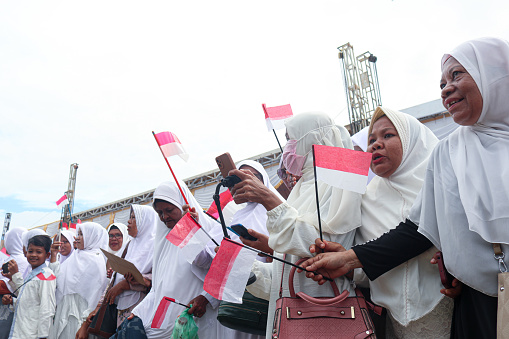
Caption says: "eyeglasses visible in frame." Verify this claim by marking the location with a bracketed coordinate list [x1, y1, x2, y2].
[277, 168, 288, 180]
[108, 234, 123, 239]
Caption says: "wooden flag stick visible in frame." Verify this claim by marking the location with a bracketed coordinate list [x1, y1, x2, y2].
[152, 131, 189, 205]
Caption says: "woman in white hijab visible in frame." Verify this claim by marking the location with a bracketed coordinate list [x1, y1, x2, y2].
[300, 37, 509, 339]
[0, 228, 27, 339]
[107, 222, 129, 256]
[58, 229, 75, 264]
[230, 160, 284, 262]
[49, 222, 109, 339]
[355, 107, 451, 338]
[103, 204, 157, 326]
[232, 112, 362, 337]
[117, 181, 229, 339]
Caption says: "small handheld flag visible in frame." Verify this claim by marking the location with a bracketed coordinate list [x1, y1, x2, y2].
[262, 103, 293, 153]
[313, 144, 372, 194]
[262, 103, 293, 131]
[166, 213, 217, 263]
[154, 131, 189, 162]
[203, 238, 258, 303]
[152, 131, 190, 205]
[151, 297, 189, 329]
[206, 190, 233, 219]
[56, 194, 69, 207]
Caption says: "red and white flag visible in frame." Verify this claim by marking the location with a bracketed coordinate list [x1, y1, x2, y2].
[166, 213, 210, 264]
[36, 271, 56, 281]
[56, 194, 69, 207]
[154, 131, 189, 162]
[206, 190, 233, 219]
[313, 144, 372, 194]
[151, 297, 177, 329]
[204, 239, 258, 303]
[262, 103, 293, 131]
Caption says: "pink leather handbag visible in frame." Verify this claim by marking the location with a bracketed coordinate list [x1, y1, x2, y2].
[271, 258, 376, 339]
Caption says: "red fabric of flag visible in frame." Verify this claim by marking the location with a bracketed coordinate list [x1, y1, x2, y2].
[206, 190, 233, 219]
[154, 131, 189, 161]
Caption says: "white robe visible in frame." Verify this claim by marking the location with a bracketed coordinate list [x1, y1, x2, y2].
[9, 265, 56, 339]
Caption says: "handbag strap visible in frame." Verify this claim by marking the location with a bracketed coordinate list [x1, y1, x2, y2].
[493, 243, 508, 273]
[288, 257, 341, 298]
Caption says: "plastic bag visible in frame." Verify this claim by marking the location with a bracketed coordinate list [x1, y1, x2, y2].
[172, 307, 199, 339]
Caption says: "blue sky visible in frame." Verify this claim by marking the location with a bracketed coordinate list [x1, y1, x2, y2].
[1, 0, 508, 229]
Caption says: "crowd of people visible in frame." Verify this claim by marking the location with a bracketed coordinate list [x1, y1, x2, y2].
[1, 36, 508, 339]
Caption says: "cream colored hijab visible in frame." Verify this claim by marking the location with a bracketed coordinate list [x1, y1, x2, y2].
[359, 107, 442, 325]
[284, 112, 361, 235]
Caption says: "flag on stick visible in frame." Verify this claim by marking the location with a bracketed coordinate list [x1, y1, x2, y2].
[154, 131, 189, 162]
[56, 194, 69, 207]
[206, 190, 233, 219]
[313, 144, 372, 194]
[152, 297, 176, 329]
[204, 238, 258, 303]
[262, 103, 293, 131]
[166, 213, 211, 264]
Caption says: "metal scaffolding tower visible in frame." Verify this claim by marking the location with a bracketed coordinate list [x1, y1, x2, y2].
[1, 213, 12, 249]
[338, 43, 382, 134]
[59, 163, 79, 228]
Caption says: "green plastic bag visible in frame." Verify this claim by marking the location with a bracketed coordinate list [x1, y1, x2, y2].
[172, 306, 199, 339]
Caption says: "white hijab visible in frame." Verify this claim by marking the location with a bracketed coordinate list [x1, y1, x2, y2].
[107, 222, 129, 256]
[359, 107, 442, 325]
[59, 229, 76, 263]
[411, 37, 509, 296]
[56, 222, 108, 310]
[2, 228, 28, 292]
[231, 160, 284, 236]
[115, 205, 157, 310]
[283, 112, 361, 235]
[445, 37, 509, 244]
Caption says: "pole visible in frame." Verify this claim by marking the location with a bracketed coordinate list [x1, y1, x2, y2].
[312, 145, 324, 242]
[152, 131, 189, 205]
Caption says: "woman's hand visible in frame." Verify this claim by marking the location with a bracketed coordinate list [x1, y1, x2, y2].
[86, 306, 100, 323]
[229, 169, 282, 210]
[183, 204, 198, 221]
[430, 252, 463, 299]
[298, 249, 363, 285]
[2, 295, 12, 305]
[309, 239, 346, 254]
[104, 280, 129, 305]
[75, 321, 89, 339]
[106, 268, 113, 279]
[187, 295, 209, 318]
[240, 229, 273, 256]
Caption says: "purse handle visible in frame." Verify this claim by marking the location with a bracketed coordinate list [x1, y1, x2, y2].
[288, 258, 350, 306]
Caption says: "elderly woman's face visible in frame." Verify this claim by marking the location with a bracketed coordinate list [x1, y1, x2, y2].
[108, 228, 123, 251]
[440, 57, 483, 126]
[368, 116, 403, 178]
[154, 201, 183, 229]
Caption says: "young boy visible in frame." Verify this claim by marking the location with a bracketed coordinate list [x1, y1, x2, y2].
[2, 235, 56, 339]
